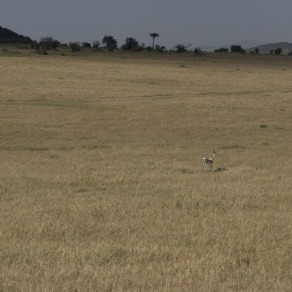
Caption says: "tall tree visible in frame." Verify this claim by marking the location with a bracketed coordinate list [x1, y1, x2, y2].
[102, 35, 118, 51]
[150, 33, 159, 49]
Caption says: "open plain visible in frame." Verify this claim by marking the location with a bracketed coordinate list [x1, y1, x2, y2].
[0, 49, 292, 291]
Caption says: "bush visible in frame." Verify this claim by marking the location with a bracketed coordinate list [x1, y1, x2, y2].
[174, 44, 188, 53]
[231, 45, 245, 53]
[38, 37, 60, 51]
[194, 48, 204, 55]
[275, 48, 282, 55]
[93, 41, 101, 50]
[102, 35, 118, 51]
[155, 45, 165, 53]
[121, 37, 139, 51]
[69, 42, 81, 52]
[215, 48, 229, 53]
[82, 42, 91, 48]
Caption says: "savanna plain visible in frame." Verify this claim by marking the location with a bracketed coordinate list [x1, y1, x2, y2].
[0, 49, 292, 291]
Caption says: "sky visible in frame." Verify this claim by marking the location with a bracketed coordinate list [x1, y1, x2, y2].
[1, 0, 292, 49]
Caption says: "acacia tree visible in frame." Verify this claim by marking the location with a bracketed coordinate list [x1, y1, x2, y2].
[150, 33, 159, 49]
[102, 35, 118, 51]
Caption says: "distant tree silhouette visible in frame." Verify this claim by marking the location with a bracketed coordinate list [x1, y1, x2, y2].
[93, 41, 101, 50]
[102, 35, 117, 51]
[231, 45, 245, 53]
[145, 46, 153, 52]
[69, 42, 81, 52]
[214, 48, 229, 53]
[82, 42, 91, 48]
[150, 33, 159, 49]
[194, 48, 203, 56]
[255, 48, 259, 54]
[39, 37, 60, 51]
[174, 44, 188, 53]
[275, 48, 282, 55]
[121, 37, 139, 51]
[155, 44, 166, 53]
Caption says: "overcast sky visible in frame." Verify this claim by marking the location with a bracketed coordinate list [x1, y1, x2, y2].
[1, 0, 292, 48]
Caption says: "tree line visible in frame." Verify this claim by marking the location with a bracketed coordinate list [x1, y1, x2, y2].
[33, 34, 168, 54]
[31, 34, 288, 56]
[215, 45, 284, 55]
[1, 25, 291, 55]
[30, 34, 231, 55]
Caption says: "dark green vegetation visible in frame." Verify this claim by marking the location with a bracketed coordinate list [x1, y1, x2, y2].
[2, 25, 292, 55]
[0, 26, 33, 44]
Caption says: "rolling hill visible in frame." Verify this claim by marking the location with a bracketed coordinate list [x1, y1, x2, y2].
[248, 42, 292, 54]
[0, 25, 33, 44]
[201, 41, 292, 54]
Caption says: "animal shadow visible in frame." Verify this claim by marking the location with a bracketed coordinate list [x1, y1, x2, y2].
[213, 167, 228, 172]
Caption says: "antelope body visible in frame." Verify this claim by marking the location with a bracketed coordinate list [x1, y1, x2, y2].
[203, 150, 216, 170]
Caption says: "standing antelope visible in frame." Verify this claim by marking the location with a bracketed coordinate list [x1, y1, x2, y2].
[202, 150, 216, 171]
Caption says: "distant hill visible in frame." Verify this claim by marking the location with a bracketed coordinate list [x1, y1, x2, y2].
[0, 26, 33, 44]
[201, 41, 292, 54]
[248, 42, 292, 54]
[227, 40, 263, 50]
[200, 40, 264, 52]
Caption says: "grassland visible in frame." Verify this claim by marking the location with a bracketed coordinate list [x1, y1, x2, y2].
[0, 49, 292, 291]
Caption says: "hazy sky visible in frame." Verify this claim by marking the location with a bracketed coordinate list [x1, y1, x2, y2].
[1, 0, 292, 48]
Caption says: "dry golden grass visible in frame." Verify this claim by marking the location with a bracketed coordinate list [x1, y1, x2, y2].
[0, 51, 292, 291]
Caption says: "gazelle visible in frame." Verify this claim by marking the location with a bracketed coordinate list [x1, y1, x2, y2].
[202, 150, 216, 171]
